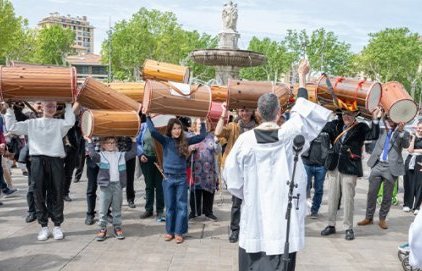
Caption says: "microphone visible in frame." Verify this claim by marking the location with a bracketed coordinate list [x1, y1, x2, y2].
[293, 135, 305, 153]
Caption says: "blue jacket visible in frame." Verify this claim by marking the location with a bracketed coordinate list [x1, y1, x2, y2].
[146, 117, 206, 175]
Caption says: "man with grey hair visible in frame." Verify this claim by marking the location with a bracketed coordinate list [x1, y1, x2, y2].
[224, 60, 333, 271]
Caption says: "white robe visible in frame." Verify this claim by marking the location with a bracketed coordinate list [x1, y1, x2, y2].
[223, 98, 332, 255]
[409, 210, 422, 267]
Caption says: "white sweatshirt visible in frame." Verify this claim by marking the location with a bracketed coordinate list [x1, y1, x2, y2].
[5, 104, 75, 158]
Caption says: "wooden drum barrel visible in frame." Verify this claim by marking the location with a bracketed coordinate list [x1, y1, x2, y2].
[381, 81, 417, 123]
[142, 60, 190, 84]
[316, 75, 382, 118]
[107, 82, 145, 103]
[77, 78, 141, 112]
[210, 85, 228, 102]
[0, 66, 76, 102]
[227, 79, 291, 111]
[292, 83, 318, 103]
[81, 110, 140, 137]
[143, 80, 212, 117]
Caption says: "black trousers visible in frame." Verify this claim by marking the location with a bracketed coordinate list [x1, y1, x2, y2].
[239, 247, 296, 271]
[140, 156, 164, 213]
[31, 156, 65, 227]
[125, 157, 136, 202]
[63, 148, 78, 196]
[74, 139, 86, 181]
[189, 188, 215, 216]
[26, 160, 36, 214]
[230, 195, 242, 233]
[86, 157, 99, 217]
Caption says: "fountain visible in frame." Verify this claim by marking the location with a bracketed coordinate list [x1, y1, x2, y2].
[189, 1, 266, 85]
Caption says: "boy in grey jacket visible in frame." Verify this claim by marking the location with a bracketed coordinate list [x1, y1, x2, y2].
[85, 136, 137, 241]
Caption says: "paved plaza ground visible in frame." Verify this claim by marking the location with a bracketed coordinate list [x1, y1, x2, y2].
[0, 157, 414, 271]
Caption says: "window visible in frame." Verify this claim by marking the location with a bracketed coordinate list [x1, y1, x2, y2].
[76, 66, 89, 74]
[92, 66, 107, 75]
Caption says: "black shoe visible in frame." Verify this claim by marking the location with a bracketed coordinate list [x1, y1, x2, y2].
[188, 213, 196, 220]
[140, 211, 153, 219]
[321, 226, 336, 236]
[85, 216, 95, 225]
[0, 201, 3, 206]
[128, 201, 136, 208]
[205, 214, 218, 221]
[63, 195, 72, 202]
[73, 178, 80, 183]
[2, 188, 17, 196]
[345, 229, 355, 240]
[229, 231, 239, 243]
[25, 213, 36, 223]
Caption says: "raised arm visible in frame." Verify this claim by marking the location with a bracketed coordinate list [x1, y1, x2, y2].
[146, 116, 167, 145]
[85, 137, 100, 163]
[4, 107, 29, 136]
[187, 121, 206, 145]
[61, 103, 76, 136]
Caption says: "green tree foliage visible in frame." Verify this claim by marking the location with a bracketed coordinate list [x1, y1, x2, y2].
[357, 28, 422, 99]
[239, 37, 291, 82]
[33, 25, 75, 65]
[101, 8, 217, 81]
[284, 28, 354, 76]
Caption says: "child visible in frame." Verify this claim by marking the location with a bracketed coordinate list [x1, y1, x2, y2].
[85, 136, 137, 241]
[146, 115, 206, 244]
[5, 101, 75, 241]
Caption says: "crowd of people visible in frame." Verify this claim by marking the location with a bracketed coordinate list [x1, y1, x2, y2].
[0, 60, 421, 270]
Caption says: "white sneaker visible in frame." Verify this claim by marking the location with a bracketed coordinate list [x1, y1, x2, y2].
[414, 210, 419, 215]
[52, 226, 64, 240]
[403, 206, 411, 212]
[37, 227, 50, 241]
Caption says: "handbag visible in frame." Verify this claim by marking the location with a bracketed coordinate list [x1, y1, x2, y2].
[324, 122, 357, 170]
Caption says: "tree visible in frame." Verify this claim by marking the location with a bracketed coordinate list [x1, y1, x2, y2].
[32, 25, 75, 65]
[239, 37, 291, 82]
[0, 0, 30, 64]
[101, 8, 217, 81]
[357, 28, 422, 99]
[284, 28, 355, 77]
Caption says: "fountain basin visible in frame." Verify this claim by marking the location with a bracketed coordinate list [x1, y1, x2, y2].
[190, 49, 266, 67]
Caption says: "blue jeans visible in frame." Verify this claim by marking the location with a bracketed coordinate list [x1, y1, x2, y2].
[304, 164, 327, 214]
[162, 174, 188, 235]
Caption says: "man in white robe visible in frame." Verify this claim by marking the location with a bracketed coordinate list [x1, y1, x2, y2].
[409, 208, 422, 268]
[223, 67, 332, 270]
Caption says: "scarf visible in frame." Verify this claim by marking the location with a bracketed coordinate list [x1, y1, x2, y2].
[238, 119, 257, 134]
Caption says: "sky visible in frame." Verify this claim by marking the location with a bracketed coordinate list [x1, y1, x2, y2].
[11, 0, 422, 54]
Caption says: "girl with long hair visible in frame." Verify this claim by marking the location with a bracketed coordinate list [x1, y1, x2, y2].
[145, 115, 206, 244]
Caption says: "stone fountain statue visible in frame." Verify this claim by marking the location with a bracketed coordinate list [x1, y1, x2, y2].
[222, 1, 238, 32]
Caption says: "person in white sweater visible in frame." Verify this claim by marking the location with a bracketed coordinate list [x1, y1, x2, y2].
[5, 101, 75, 241]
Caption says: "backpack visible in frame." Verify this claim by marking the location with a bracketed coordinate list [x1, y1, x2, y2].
[302, 132, 330, 166]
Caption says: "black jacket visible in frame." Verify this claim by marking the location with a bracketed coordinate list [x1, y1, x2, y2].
[333, 121, 380, 177]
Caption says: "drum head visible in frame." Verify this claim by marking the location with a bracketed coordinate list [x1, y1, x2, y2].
[366, 82, 382, 112]
[389, 99, 418, 123]
[81, 110, 94, 137]
[152, 114, 176, 128]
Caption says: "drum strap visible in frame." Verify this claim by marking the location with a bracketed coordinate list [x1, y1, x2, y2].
[322, 73, 339, 107]
[162, 81, 200, 96]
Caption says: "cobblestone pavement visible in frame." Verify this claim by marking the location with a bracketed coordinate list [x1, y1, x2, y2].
[0, 158, 413, 271]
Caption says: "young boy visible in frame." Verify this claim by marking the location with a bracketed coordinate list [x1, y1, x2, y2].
[5, 101, 75, 241]
[85, 136, 137, 241]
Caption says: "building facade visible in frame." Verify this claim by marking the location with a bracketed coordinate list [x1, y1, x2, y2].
[38, 12, 94, 54]
[66, 54, 108, 84]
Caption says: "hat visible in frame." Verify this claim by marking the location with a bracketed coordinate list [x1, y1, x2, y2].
[341, 108, 360, 117]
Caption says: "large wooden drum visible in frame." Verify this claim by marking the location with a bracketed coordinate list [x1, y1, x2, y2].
[142, 60, 190, 84]
[143, 80, 212, 117]
[381, 82, 417, 123]
[0, 66, 76, 102]
[316, 75, 382, 118]
[81, 110, 140, 137]
[210, 85, 228, 102]
[292, 83, 318, 103]
[227, 79, 291, 111]
[107, 82, 145, 103]
[77, 78, 141, 112]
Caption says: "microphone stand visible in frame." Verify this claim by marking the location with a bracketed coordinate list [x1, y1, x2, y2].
[282, 146, 302, 271]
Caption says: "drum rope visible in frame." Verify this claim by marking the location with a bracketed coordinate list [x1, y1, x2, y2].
[161, 81, 200, 97]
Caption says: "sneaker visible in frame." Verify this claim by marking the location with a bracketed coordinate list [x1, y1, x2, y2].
[63, 195, 72, 202]
[205, 214, 218, 221]
[96, 228, 107, 241]
[52, 226, 64, 240]
[113, 227, 125, 240]
[37, 227, 50, 241]
[398, 243, 410, 253]
[2, 188, 17, 196]
[128, 201, 136, 209]
[414, 209, 419, 215]
[73, 178, 80, 183]
[345, 229, 355, 241]
[310, 213, 319, 219]
[403, 206, 411, 212]
[156, 213, 166, 222]
[140, 211, 153, 219]
[188, 213, 196, 220]
[85, 215, 95, 225]
[306, 198, 312, 208]
[25, 213, 37, 223]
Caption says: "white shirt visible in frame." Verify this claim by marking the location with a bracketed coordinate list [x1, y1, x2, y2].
[5, 104, 75, 158]
[101, 151, 121, 182]
[410, 210, 422, 268]
[223, 98, 332, 255]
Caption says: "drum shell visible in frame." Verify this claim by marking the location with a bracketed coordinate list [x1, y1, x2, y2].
[210, 85, 228, 102]
[77, 78, 141, 112]
[81, 110, 140, 137]
[107, 82, 145, 103]
[381, 81, 417, 123]
[292, 83, 318, 103]
[143, 80, 212, 118]
[0, 66, 76, 102]
[142, 59, 190, 84]
[227, 79, 291, 111]
[316, 75, 382, 118]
